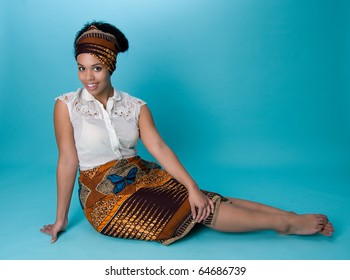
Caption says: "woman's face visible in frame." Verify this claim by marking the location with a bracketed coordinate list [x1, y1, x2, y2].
[77, 53, 112, 98]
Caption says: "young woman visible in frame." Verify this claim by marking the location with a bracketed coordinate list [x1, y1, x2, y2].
[40, 21, 333, 245]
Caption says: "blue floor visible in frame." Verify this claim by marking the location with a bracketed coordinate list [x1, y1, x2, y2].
[1, 160, 349, 260]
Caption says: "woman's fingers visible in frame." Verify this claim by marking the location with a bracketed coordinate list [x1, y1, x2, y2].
[189, 191, 215, 223]
[41, 221, 67, 243]
[40, 224, 53, 235]
[199, 198, 215, 222]
[195, 207, 204, 223]
[196, 201, 212, 223]
[51, 230, 58, 243]
[191, 204, 197, 221]
[40, 224, 60, 242]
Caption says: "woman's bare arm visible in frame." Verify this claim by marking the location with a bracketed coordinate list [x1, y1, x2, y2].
[40, 100, 78, 242]
[138, 105, 214, 222]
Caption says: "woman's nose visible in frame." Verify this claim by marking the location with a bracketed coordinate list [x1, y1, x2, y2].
[85, 69, 94, 80]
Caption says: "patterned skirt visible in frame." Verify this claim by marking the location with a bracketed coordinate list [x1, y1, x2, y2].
[78, 156, 227, 245]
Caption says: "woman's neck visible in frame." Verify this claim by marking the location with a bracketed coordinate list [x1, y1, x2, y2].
[94, 86, 114, 108]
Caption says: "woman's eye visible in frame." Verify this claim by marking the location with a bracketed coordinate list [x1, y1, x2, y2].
[94, 67, 102, 71]
[78, 66, 85, 71]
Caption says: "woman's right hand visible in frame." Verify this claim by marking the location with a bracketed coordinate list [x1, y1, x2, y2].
[40, 219, 68, 243]
[188, 188, 214, 223]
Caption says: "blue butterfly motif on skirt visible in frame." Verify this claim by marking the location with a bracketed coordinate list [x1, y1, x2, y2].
[107, 167, 138, 193]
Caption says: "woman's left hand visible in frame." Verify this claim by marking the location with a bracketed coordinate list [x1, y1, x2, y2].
[188, 188, 215, 223]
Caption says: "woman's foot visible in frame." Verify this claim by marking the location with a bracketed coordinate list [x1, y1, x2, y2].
[281, 214, 333, 236]
[320, 221, 334, 236]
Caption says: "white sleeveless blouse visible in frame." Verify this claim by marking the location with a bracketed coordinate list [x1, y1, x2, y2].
[56, 88, 146, 170]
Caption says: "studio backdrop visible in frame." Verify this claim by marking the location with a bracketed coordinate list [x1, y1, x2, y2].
[0, 0, 349, 260]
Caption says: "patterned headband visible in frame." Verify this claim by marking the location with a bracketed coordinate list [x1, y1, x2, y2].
[75, 25, 120, 73]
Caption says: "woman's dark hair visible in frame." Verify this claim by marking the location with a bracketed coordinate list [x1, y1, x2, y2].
[74, 20, 129, 56]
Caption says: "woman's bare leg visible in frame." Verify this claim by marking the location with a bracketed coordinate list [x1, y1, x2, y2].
[227, 197, 294, 216]
[207, 202, 333, 236]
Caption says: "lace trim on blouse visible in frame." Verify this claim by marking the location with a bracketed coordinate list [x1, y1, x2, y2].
[57, 90, 145, 120]
[113, 97, 145, 119]
[73, 98, 102, 119]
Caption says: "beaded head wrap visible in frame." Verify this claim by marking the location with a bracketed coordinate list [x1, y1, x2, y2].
[75, 25, 120, 73]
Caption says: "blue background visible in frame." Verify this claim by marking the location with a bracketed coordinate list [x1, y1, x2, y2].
[0, 0, 349, 259]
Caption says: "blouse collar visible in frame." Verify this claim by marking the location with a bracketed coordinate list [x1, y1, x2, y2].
[81, 88, 122, 102]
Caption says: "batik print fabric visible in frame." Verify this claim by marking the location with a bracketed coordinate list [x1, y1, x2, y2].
[78, 156, 227, 245]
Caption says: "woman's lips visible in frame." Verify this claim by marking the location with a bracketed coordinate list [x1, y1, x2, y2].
[86, 83, 98, 90]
